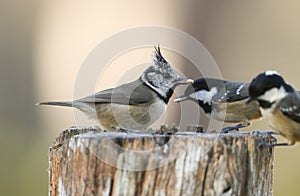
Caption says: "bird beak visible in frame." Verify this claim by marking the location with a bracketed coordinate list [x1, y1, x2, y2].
[174, 96, 189, 103]
[245, 97, 254, 105]
[175, 78, 194, 85]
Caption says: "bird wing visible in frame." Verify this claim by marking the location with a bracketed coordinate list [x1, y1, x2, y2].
[76, 79, 155, 105]
[224, 81, 250, 102]
[279, 92, 300, 123]
[211, 80, 250, 102]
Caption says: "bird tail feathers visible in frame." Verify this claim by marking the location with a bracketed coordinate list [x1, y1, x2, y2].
[37, 101, 73, 107]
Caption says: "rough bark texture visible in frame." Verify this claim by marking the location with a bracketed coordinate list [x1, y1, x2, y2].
[49, 127, 275, 196]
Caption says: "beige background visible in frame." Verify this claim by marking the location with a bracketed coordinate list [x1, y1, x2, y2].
[1, 0, 300, 195]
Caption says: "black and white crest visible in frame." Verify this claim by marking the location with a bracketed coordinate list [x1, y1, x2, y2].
[140, 45, 182, 102]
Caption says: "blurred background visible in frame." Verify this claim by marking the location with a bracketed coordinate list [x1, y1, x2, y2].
[2, 0, 300, 195]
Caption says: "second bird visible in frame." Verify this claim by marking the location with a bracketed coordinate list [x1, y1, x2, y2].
[174, 78, 262, 132]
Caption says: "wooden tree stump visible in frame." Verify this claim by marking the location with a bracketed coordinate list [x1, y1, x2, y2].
[49, 127, 275, 196]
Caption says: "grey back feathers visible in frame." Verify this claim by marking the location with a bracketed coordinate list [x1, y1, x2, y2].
[38, 76, 156, 109]
[76, 79, 155, 105]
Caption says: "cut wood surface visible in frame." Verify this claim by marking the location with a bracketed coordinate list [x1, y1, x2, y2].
[49, 127, 275, 196]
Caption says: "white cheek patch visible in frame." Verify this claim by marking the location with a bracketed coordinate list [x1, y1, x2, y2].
[258, 86, 287, 102]
[190, 87, 217, 105]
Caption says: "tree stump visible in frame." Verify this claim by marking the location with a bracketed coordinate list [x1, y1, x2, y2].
[49, 127, 275, 196]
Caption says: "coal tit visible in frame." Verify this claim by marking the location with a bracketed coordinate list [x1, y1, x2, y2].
[247, 70, 300, 146]
[174, 78, 261, 132]
[38, 46, 193, 131]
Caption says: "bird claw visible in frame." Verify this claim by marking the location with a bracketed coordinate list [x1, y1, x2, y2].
[221, 124, 241, 133]
[257, 140, 289, 148]
[250, 130, 290, 148]
[221, 120, 251, 133]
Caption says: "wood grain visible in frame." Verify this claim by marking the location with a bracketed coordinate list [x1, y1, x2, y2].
[49, 127, 275, 196]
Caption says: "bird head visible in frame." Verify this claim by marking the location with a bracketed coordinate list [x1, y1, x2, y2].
[174, 78, 222, 114]
[246, 70, 294, 108]
[140, 45, 193, 103]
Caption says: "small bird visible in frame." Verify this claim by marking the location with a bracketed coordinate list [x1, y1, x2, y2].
[38, 46, 193, 131]
[174, 78, 262, 132]
[247, 70, 300, 146]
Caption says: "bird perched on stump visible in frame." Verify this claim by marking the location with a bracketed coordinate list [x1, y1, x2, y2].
[247, 70, 300, 146]
[38, 46, 193, 131]
[174, 78, 262, 132]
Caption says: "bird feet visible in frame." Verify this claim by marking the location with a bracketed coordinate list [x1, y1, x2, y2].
[221, 120, 250, 133]
[250, 130, 292, 147]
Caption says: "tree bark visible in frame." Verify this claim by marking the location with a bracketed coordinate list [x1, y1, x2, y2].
[49, 127, 275, 196]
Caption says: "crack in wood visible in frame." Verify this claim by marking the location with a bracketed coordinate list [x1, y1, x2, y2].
[201, 149, 212, 196]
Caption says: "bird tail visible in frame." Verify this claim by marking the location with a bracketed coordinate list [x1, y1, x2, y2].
[37, 101, 74, 107]
[37, 101, 96, 115]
